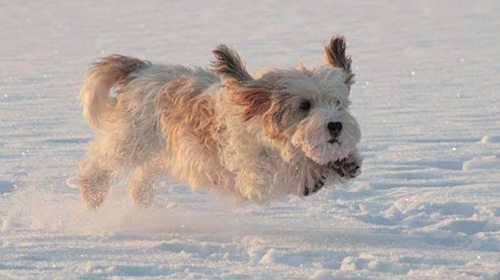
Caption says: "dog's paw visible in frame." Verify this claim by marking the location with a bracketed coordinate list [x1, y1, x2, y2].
[330, 152, 362, 180]
[303, 177, 325, 196]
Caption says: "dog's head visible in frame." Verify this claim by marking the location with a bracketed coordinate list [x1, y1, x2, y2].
[212, 36, 361, 166]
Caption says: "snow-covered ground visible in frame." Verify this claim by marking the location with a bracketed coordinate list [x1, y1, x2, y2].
[1, 0, 500, 279]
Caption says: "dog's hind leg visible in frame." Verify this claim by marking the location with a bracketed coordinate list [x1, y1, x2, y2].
[79, 158, 113, 211]
[78, 135, 121, 210]
[129, 162, 160, 209]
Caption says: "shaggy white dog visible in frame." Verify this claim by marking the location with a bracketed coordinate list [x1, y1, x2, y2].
[78, 36, 362, 210]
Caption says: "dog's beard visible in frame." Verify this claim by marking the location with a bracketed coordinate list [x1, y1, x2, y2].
[291, 110, 361, 165]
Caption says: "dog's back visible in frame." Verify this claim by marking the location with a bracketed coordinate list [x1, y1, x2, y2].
[80, 56, 217, 129]
[81, 56, 220, 162]
[79, 55, 222, 209]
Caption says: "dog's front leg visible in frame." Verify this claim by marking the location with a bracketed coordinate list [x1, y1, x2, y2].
[299, 160, 328, 197]
[304, 151, 362, 197]
[303, 177, 325, 196]
[330, 150, 362, 180]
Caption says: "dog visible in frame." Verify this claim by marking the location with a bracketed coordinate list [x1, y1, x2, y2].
[78, 36, 362, 210]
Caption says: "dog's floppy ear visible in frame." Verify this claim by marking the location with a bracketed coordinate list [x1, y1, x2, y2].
[231, 85, 272, 122]
[324, 36, 355, 87]
[212, 44, 253, 82]
[213, 45, 273, 122]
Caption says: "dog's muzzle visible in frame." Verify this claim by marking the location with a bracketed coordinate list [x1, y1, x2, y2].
[291, 111, 360, 166]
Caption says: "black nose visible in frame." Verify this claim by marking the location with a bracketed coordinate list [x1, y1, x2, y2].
[327, 122, 343, 137]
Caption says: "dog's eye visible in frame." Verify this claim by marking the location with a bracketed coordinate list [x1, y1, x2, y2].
[335, 100, 342, 107]
[299, 100, 312, 111]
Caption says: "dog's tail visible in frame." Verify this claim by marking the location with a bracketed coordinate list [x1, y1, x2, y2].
[80, 55, 151, 129]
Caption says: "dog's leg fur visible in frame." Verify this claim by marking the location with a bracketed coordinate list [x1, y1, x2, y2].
[129, 162, 160, 208]
[79, 156, 113, 211]
[79, 55, 155, 210]
[79, 132, 126, 210]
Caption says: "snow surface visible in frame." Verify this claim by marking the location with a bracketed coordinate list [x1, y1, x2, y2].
[1, 0, 500, 279]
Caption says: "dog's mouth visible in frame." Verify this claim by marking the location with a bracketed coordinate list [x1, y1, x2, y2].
[328, 138, 341, 145]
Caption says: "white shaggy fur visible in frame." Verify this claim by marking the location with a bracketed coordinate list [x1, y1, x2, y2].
[78, 36, 362, 210]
